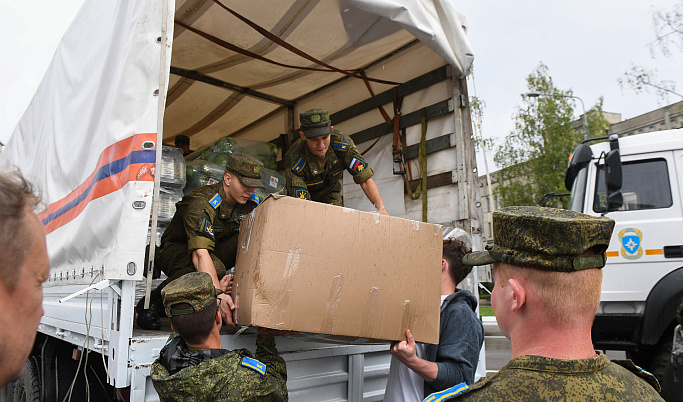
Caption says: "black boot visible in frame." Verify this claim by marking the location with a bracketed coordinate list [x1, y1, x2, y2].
[136, 290, 163, 330]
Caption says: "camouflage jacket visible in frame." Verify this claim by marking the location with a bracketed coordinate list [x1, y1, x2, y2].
[160, 183, 259, 253]
[151, 334, 288, 401]
[283, 130, 373, 206]
[428, 353, 663, 401]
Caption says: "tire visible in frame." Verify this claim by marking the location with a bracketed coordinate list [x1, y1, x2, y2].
[11, 357, 40, 402]
[649, 338, 683, 402]
[0, 382, 15, 402]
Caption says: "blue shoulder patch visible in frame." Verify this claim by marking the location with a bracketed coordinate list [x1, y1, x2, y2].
[249, 193, 261, 204]
[332, 141, 350, 152]
[292, 157, 306, 173]
[208, 193, 222, 209]
[423, 382, 469, 402]
[241, 356, 266, 375]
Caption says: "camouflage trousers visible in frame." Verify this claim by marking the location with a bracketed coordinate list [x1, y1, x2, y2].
[157, 234, 239, 291]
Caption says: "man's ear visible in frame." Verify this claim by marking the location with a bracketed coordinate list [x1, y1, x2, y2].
[215, 307, 222, 326]
[508, 278, 526, 312]
[299, 131, 307, 140]
[441, 259, 448, 273]
[223, 172, 231, 185]
[170, 323, 178, 334]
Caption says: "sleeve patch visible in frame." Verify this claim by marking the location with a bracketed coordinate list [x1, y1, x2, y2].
[249, 193, 261, 204]
[423, 382, 469, 402]
[295, 189, 310, 200]
[348, 158, 366, 175]
[208, 193, 222, 209]
[332, 141, 349, 152]
[241, 356, 266, 375]
[202, 219, 215, 240]
[292, 157, 306, 173]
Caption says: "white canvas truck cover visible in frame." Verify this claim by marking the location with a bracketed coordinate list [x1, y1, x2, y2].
[1, 0, 474, 283]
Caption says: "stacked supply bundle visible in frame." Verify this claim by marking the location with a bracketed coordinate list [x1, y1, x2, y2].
[183, 136, 284, 201]
[149, 146, 186, 246]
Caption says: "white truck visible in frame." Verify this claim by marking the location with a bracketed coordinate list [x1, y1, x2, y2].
[565, 128, 683, 401]
[0, 0, 484, 400]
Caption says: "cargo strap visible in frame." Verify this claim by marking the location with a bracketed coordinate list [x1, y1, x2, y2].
[206, 0, 399, 86]
[402, 109, 428, 221]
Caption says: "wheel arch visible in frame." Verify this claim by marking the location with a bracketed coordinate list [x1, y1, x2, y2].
[641, 266, 683, 345]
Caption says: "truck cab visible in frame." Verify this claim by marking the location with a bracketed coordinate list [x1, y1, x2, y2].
[565, 128, 683, 400]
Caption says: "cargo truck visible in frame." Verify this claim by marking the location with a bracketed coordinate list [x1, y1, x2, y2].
[0, 0, 484, 400]
[565, 128, 683, 401]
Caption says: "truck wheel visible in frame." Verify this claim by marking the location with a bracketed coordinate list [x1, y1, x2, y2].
[650, 338, 683, 402]
[11, 357, 40, 402]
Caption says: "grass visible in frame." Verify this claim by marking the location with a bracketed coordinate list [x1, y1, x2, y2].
[479, 306, 494, 317]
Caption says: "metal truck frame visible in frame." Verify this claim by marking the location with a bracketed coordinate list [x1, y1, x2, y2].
[0, 1, 484, 400]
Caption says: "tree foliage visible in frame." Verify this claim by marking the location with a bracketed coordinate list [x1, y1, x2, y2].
[493, 63, 610, 209]
[619, 1, 683, 103]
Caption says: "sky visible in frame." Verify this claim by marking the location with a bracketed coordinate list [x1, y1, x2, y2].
[1, 0, 681, 170]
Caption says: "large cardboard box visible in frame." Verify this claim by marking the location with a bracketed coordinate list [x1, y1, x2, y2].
[233, 195, 442, 344]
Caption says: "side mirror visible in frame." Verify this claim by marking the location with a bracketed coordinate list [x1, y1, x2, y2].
[565, 144, 593, 191]
[604, 136, 623, 211]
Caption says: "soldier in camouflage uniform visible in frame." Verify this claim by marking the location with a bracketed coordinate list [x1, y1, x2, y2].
[137, 153, 264, 330]
[283, 109, 388, 214]
[425, 206, 664, 401]
[151, 272, 289, 401]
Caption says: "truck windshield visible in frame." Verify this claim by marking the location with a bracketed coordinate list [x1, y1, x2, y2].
[593, 158, 672, 212]
[568, 166, 588, 212]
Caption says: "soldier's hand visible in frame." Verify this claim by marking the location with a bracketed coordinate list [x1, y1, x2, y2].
[258, 328, 299, 338]
[218, 293, 236, 328]
[389, 329, 417, 366]
[219, 274, 233, 294]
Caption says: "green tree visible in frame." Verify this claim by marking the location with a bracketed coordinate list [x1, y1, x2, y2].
[494, 63, 609, 209]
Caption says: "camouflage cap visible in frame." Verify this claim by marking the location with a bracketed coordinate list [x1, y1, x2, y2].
[299, 108, 333, 139]
[225, 152, 265, 189]
[161, 272, 223, 317]
[463, 206, 615, 272]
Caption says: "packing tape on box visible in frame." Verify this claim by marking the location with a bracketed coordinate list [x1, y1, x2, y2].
[360, 287, 379, 336]
[401, 299, 418, 336]
[272, 246, 301, 328]
[240, 209, 257, 253]
[321, 273, 344, 333]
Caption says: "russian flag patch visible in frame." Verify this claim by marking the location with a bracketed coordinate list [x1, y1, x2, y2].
[241, 356, 266, 375]
[349, 158, 366, 174]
